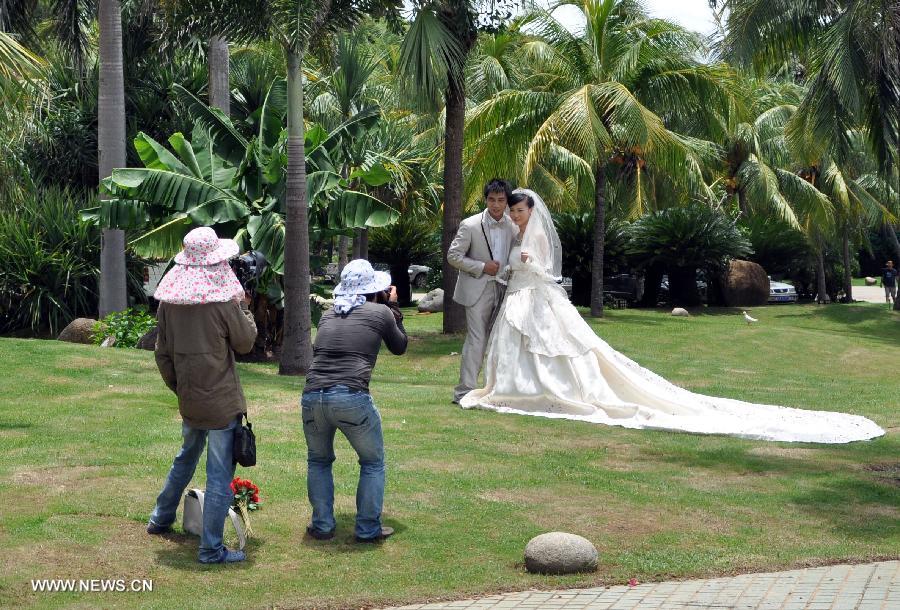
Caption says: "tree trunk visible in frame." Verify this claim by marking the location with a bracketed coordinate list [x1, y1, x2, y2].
[279, 49, 313, 376]
[841, 223, 852, 302]
[815, 246, 830, 304]
[390, 261, 412, 306]
[441, 77, 466, 333]
[590, 164, 606, 317]
[359, 228, 368, 259]
[98, 0, 127, 318]
[337, 234, 350, 273]
[208, 35, 230, 116]
[352, 230, 362, 259]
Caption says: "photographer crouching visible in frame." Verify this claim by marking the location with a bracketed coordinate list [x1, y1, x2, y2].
[302, 259, 407, 543]
[147, 227, 257, 564]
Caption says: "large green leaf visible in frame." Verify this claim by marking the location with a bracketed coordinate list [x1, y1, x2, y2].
[107, 168, 249, 222]
[247, 213, 285, 275]
[327, 190, 398, 229]
[172, 84, 249, 167]
[259, 78, 288, 151]
[134, 132, 191, 174]
[129, 215, 192, 259]
[168, 133, 204, 178]
[350, 163, 391, 187]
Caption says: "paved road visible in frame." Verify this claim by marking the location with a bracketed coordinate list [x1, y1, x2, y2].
[853, 285, 894, 305]
[386, 561, 899, 610]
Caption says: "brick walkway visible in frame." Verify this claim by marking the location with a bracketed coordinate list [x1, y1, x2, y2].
[387, 561, 898, 609]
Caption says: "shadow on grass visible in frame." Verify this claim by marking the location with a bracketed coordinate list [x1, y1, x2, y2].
[299, 513, 408, 552]
[769, 303, 900, 348]
[152, 530, 265, 571]
[790, 478, 900, 540]
[649, 443, 899, 541]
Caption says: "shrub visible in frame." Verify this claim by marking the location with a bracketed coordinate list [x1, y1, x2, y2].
[627, 204, 752, 306]
[0, 188, 147, 337]
[554, 211, 631, 307]
[93, 309, 156, 348]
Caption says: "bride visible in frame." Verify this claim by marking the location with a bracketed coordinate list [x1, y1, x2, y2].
[460, 189, 885, 444]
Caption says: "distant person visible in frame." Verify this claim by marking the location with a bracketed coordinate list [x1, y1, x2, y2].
[302, 259, 407, 543]
[880, 260, 898, 304]
[147, 227, 258, 564]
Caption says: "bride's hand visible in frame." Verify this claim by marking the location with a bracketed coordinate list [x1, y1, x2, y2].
[520, 251, 529, 263]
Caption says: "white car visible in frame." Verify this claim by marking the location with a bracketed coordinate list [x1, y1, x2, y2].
[768, 279, 798, 303]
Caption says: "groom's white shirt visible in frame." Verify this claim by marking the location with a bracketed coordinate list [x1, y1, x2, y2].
[448, 210, 517, 306]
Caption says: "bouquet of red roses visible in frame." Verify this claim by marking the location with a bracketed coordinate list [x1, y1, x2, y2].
[230, 477, 260, 538]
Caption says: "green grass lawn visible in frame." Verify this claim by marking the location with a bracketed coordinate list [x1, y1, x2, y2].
[1, 304, 897, 609]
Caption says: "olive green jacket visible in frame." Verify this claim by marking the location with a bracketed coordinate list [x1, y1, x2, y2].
[155, 300, 257, 429]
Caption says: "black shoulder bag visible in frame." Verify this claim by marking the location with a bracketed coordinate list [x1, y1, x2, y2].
[233, 413, 256, 467]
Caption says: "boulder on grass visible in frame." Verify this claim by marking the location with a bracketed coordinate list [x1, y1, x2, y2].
[524, 532, 598, 575]
[58, 318, 98, 344]
[723, 260, 769, 307]
[417, 288, 444, 313]
[671, 307, 690, 317]
[865, 276, 878, 286]
[137, 327, 158, 351]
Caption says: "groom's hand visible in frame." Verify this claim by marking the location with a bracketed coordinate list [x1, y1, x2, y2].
[483, 261, 501, 276]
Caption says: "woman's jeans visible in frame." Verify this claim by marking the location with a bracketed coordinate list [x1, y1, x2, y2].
[149, 418, 238, 563]
[301, 386, 385, 540]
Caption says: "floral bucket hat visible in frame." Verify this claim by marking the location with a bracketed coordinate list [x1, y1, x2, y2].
[154, 227, 244, 305]
[332, 259, 391, 314]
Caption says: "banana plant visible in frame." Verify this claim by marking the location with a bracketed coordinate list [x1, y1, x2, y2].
[84, 83, 398, 276]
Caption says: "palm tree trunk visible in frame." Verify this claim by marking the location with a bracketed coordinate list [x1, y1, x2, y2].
[352, 230, 362, 258]
[208, 35, 230, 115]
[815, 246, 830, 304]
[338, 234, 350, 273]
[841, 223, 852, 301]
[98, 0, 127, 318]
[279, 49, 313, 376]
[590, 163, 606, 317]
[359, 228, 368, 259]
[442, 77, 466, 333]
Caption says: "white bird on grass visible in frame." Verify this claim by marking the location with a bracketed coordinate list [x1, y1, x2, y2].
[742, 311, 758, 325]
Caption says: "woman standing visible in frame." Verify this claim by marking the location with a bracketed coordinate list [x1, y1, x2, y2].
[147, 227, 257, 563]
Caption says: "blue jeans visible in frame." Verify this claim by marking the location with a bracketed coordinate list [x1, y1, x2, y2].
[149, 418, 238, 563]
[302, 386, 385, 539]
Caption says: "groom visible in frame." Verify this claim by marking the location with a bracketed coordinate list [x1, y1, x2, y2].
[448, 178, 518, 403]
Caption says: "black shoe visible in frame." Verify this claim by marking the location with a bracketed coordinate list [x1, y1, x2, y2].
[306, 525, 335, 541]
[146, 522, 171, 535]
[355, 526, 394, 543]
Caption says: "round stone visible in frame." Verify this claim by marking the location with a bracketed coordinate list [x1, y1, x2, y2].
[671, 307, 690, 317]
[524, 532, 598, 575]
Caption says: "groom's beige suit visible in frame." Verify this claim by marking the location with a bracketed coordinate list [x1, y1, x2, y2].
[448, 210, 518, 402]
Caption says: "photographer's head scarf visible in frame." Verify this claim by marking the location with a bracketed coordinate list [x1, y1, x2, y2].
[332, 259, 391, 314]
[154, 227, 244, 305]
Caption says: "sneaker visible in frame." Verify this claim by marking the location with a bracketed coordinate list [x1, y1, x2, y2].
[306, 526, 336, 541]
[146, 522, 171, 535]
[355, 526, 394, 543]
[199, 548, 246, 564]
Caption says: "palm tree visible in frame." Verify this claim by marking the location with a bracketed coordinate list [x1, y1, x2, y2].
[309, 30, 384, 270]
[0, 31, 44, 95]
[397, 1, 481, 333]
[208, 35, 230, 114]
[168, 0, 400, 374]
[98, 0, 128, 317]
[466, 0, 734, 316]
[718, 0, 900, 178]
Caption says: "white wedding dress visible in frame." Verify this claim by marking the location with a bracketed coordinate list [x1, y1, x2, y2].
[460, 192, 885, 444]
